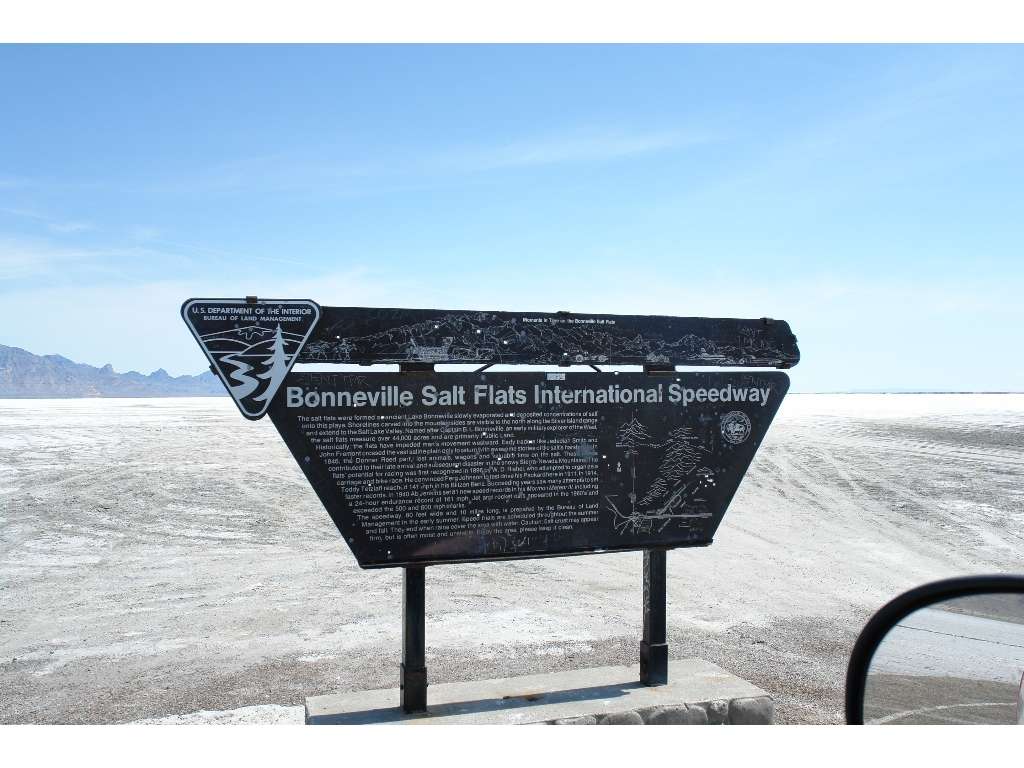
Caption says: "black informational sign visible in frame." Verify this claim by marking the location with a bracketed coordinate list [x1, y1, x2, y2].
[182, 298, 800, 705]
[181, 298, 799, 569]
[269, 370, 788, 568]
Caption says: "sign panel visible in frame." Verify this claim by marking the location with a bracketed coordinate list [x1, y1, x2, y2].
[181, 298, 321, 420]
[268, 370, 789, 567]
[299, 307, 799, 368]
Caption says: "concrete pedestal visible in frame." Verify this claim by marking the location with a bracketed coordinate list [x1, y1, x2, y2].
[305, 659, 773, 725]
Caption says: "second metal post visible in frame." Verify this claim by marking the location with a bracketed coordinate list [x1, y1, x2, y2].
[401, 566, 427, 713]
[640, 549, 668, 686]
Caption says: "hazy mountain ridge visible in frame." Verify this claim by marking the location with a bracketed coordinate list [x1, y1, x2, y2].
[0, 344, 226, 398]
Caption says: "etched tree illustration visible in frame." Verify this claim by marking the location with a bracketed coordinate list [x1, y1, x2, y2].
[615, 416, 650, 516]
[607, 419, 714, 536]
[253, 325, 289, 404]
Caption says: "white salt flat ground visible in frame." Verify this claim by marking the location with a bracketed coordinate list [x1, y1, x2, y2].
[2, 394, 1022, 724]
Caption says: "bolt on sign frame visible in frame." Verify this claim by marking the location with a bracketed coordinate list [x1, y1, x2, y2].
[183, 298, 800, 713]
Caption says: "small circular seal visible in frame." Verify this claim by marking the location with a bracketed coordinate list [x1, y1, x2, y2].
[721, 411, 751, 444]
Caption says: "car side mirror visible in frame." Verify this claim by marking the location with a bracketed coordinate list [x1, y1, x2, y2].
[845, 575, 1024, 724]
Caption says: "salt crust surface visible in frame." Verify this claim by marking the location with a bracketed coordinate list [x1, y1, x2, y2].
[129, 704, 303, 725]
[2, 394, 1022, 724]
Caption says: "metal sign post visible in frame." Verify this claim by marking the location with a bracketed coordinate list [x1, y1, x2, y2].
[401, 566, 427, 713]
[183, 300, 799, 714]
[641, 549, 668, 686]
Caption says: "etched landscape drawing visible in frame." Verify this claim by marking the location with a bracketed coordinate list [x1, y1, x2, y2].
[301, 309, 799, 367]
[605, 416, 714, 535]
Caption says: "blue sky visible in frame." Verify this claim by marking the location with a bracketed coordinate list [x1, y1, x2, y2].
[2, 45, 1022, 391]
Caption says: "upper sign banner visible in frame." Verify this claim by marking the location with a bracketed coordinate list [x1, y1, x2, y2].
[181, 298, 321, 420]
[299, 308, 799, 368]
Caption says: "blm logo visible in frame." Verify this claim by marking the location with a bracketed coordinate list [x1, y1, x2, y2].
[182, 298, 321, 420]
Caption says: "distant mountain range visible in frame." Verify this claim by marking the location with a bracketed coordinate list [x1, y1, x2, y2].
[0, 344, 226, 398]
